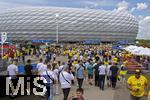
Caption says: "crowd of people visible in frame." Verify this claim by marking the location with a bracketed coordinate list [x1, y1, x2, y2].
[6, 44, 150, 100]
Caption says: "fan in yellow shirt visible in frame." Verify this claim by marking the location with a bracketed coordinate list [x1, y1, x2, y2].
[127, 70, 148, 100]
[113, 57, 118, 63]
[69, 52, 73, 57]
[119, 64, 127, 84]
[2, 54, 8, 59]
[148, 90, 150, 100]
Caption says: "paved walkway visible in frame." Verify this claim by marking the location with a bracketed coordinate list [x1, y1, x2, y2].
[0, 55, 131, 100]
[0, 80, 130, 100]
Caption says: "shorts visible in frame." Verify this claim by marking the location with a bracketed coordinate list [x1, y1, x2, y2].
[88, 74, 93, 79]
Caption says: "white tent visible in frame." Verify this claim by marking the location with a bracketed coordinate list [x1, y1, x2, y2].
[131, 47, 144, 55]
[137, 48, 150, 56]
[124, 45, 150, 56]
[124, 45, 138, 52]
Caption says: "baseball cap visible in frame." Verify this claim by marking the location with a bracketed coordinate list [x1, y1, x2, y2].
[135, 70, 141, 74]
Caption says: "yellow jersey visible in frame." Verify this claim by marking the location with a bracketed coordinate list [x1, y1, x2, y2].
[127, 75, 148, 97]
[148, 90, 150, 96]
[113, 57, 118, 63]
[104, 61, 108, 65]
[69, 52, 73, 57]
[2, 54, 8, 59]
[119, 70, 127, 76]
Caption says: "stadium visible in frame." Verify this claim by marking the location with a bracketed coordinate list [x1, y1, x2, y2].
[0, 7, 138, 42]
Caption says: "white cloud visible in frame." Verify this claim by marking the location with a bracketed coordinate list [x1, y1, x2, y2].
[85, 1, 99, 8]
[130, 2, 148, 12]
[83, 0, 117, 9]
[144, 16, 150, 20]
[130, 7, 136, 12]
[137, 3, 148, 10]
[116, 1, 129, 11]
[137, 16, 150, 40]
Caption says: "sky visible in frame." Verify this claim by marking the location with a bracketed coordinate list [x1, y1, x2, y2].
[0, 0, 150, 40]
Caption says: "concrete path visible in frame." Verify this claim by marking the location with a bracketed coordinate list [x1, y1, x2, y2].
[0, 80, 130, 100]
[0, 55, 131, 100]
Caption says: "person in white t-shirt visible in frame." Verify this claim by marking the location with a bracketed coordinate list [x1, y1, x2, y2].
[98, 62, 107, 91]
[41, 63, 57, 100]
[59, 62, 66, 74]
[106, 62, 112, 87]
[7, 59, 19, 96]
[38, 60, 48, 97]
[38, 60, 48, 76]
[36, 58, 44, 75]
[53, 53, 56, 61]
[74, 61, 80, 70]
[52, 62, 60, 95]
[59, 65, 74, 100]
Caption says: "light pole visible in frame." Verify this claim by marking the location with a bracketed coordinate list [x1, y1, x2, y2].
[55, 14, 59, 44]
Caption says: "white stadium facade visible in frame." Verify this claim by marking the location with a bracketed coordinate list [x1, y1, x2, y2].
[0, 7, 138, 42]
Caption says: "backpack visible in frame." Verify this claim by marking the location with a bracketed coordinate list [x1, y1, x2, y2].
[94, 63, 100, 76]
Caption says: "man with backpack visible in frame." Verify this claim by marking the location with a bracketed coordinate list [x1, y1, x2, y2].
[59, 65, 74, 100]
[42, 63, 57, 100]
[76, 62, 85, 89]
[93, 60, 101, 87]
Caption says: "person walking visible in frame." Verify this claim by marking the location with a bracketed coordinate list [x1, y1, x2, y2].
[148, 90, 150, 100]
[76, 63, 85, 89]
[42, 64, 57, 100]
[53, 53, 56, 61]
[119, 64, 127, 84]
[38, 60, 48, 97]
[38, 60, 48, 76]
[24, 59, 33, 95]
[36, 58, 44, 75]
[98, 62, 107, 91]
[127, 70, 148, 100]
[7, 59, 19, 97]
[93, 61, 101, 87]
[106, 62, 111, 87]
[52, 62, 60, 95]
[86, 60, 93, 85]
[59, 65, 74, 100]
[109, 63, 119, 89]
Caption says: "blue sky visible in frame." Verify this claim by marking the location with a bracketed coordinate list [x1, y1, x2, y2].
[0, 0, 150, 39]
